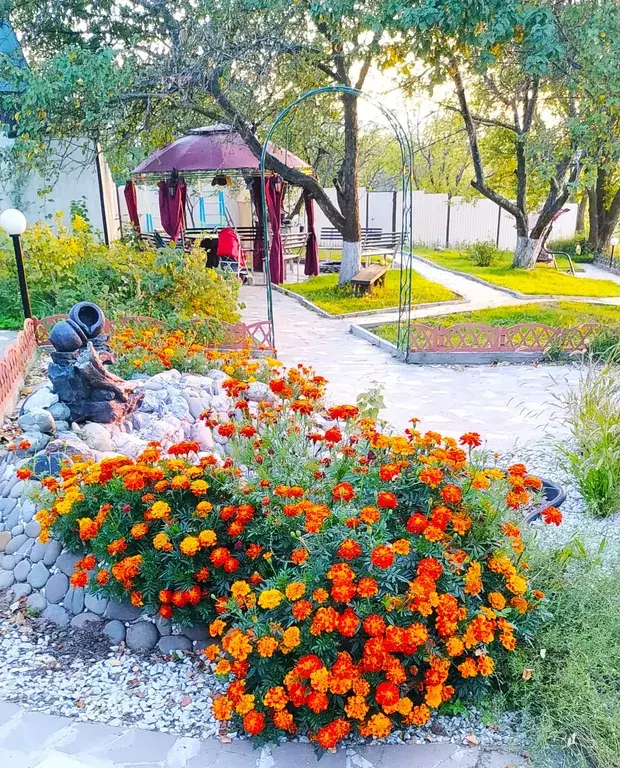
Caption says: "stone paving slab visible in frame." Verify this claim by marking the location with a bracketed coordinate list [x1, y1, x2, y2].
[0, 704, 528, 768]
[241, 283, 579, 450]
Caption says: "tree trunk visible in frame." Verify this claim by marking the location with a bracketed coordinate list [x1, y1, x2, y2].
[337, 93, 361, 286]
[587, 172, 620, 255]
[513, 236, 542, 269]
[576, 192, 587, 234]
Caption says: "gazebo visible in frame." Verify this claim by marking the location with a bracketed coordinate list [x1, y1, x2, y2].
[126, 124, 319, 285]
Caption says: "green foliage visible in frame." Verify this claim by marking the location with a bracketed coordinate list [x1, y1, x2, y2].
[286, 271, 457, 315]
[497, 548, 620, 767]
[0, 215, 240, 328]
[418, 248, 620, 297]
[555, 360, 620, 517]
[547, 236, 595, 264]
[464, 241, 501, 267]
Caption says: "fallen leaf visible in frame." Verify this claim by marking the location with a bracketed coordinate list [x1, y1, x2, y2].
[180, 696, 191, 707]
[540, 648, 547, 660]
[522, 668, 533, 680]
[218, 734, 232, 744]
[464, 734, 478, 747]
[75, 700, 85, 709]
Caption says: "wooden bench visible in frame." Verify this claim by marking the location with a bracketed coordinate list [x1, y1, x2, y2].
[282, 231, 309, 281]
[350, 264, 389, 296]
[361, 232, 402, 266]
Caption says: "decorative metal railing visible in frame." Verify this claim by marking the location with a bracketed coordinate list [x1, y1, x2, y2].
[408, 322, 598, 353]
[0, 318, 38, 420]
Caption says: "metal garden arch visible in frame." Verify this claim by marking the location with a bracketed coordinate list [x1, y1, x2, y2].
[259, 85, 414, 358]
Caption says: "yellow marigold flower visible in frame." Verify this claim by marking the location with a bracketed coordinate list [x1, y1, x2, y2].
[231, 580, 251, 600]
[209, 619, 226, 637]
[180, 536, 200, 556]
[445, 636, 465, 657]
[284, 582, 306, 601]
[215, 659, 232, 676]
[281, 626, 301, 649]
[171, 474, 190, 489]
[222, 629, 253, 660]
[212, 696, 233, 721]
[190, 479, 209, 496]
[392, 538, 410, 556]
[258, 589, 284, 609]
[198, 529, 217, 547]
[425, 684, 443, 709]
[149, 501, 171, 520]
[235, 693, 255, 715]
[195, 501, 213, 517]
[506, 573, 527, 595]
[488, 592, 506, 610]
[257, 636, 279, 657]
[345, 694, 369, 721]
[153, 532, 173, 552]
[310, 666, 330, 692]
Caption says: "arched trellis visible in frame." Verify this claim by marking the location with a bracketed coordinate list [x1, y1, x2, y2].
[259, 85, 414, 357]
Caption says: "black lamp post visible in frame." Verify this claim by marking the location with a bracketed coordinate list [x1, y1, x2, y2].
[0, 208, 31, 319]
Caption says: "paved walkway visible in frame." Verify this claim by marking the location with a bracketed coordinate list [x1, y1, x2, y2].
[0, 702, 526, 768]
[242, 283, 578, 449]
[0, 330, 17, 360]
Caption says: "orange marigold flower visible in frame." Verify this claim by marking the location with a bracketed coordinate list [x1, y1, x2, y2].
[328, 404, 359, 420]
[359, 505, 380, 524]
[392, 538, 410, 556]
[371, 544, 394, 569]
[324, 426, 342, 443]
[332, 482, 355, 502]
[212, 696, 234, 721]
[452, 514, 472, 535]
[420, 467, 443, 488]
[16, 467, 32, 480]
[198, 529, 217, 548]
[337, 538, 362, 560]
[406, 704, 431, 726]
[263, 686, 288, 710]
[406, 512, 428, 534]
[459, 432, 482, 447]
[292, 599, 313, 620]
[148, 500, 171, 520]
[445, 636, 465, 657]
[441, 484, 463, 505]
[131, 522, 149, 539]
[477, 655, 495, 676]
[363, 614, 386, 637]
[338, 608, 360, 638]
[345, 694, 369, 720]
[313, 588, 329, 604]
[130, 591, 143, 607]
[282, 626, 301, 649]
[458, 658, 478, 678]
[209, 619, 226, 637]
[273, 709, 296, 733]
[96, 569, 110, 585]
[377, 490, 398, 508]
[107, 537, 127, 556]
[375, 681, 399, 708]
[357, 577, 379, 598]
[217, 423, 235, 439]
[195, 501, 213, 517]
[508, 463, 528, 476]
[306, 690, 329, 713]
[291, 548, 309, 565]
[257, 636, 279, 657]
[360, 712, 391, 739]
[70, 570, 88, 588]
[285, 582, 306, 601]
[488, 592, 506, 610]
[316, 719, 350, 750]
[190, 479, 209, 496]
[541, 506, 563, 525]
[77, 517, 98, 541]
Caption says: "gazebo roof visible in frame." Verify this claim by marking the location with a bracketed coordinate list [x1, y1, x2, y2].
[131, 124, 310, 177]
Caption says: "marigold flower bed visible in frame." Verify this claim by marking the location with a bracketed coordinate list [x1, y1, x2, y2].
[33, 354, 561, 753]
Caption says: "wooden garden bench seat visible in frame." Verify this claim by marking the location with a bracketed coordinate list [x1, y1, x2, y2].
[361, 231, 402, 266]
[350, 264, 389, 295]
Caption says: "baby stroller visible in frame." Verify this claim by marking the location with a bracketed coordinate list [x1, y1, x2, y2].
[216, 227, 253, 285]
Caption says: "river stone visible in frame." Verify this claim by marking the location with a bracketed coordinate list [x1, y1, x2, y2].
[5, 534, 27, 555]
[43, 604, 70, 627]
[105, 600, 142, 622]
[191, 423, 214, 451]
[104, 620, 126, 644]
[56, 551, 81, 576]
[43, 539, 62, 566]
[207, 369, 227, 381]
[1, 555, 15, 570]
[183, 625, 210, 641]
[24, 520, 41, 539]
[0, 532, 11, 552]
[81, 422, 115, 452]
[126, 621, 159, 651]
[158, 635, 192, 654]
[27, 562, 50, 589]
[64, 586, 84, 614]
[26, 592, 47, 613]
[0, 570, 14, 589]
[13, 559, 30, 582]
[71, 612, 101, 628]
[45, 572, 69, 603]
[30, 540, 48, 563]
[49, 401, 71, 421]
[84, 592, 108, 616]
[20, 499, 37, 523]
[154, 615, 172, 636]
[18, 408, 56, 435]
[23, 388, 58, 411]
[16, 538, 34, 557]
[9, 480, 25, 499]
[11, 524, 23, 537]
[168, 395, 189, 420]
[10, 582, 32, 600]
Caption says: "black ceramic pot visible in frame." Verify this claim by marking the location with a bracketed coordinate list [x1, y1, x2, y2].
[69, 302, 105, 339]
[524, 477, 567, 523]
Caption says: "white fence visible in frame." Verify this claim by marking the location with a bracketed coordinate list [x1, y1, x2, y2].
[314, 189, 578, 250]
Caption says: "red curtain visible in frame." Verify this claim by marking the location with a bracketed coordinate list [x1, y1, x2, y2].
[158, 176, 186, 243]
[123, 180, 140, 233]
[303, 190, 319, 276]
[250, 177, 265, 271]
[265, 177, 285, 285]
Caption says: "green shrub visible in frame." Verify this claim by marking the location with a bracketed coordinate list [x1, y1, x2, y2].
[547, 235, 595, 263]
[0, 214, 240, 327]
[464, 241, 501, 267]
[497, 546, 620, 767]
[554, 360, 620, 516]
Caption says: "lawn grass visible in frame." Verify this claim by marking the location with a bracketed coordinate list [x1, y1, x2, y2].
[416, 246, 620, 298]
[372, 301, 620, 345]
[284, 270, 458, 315]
